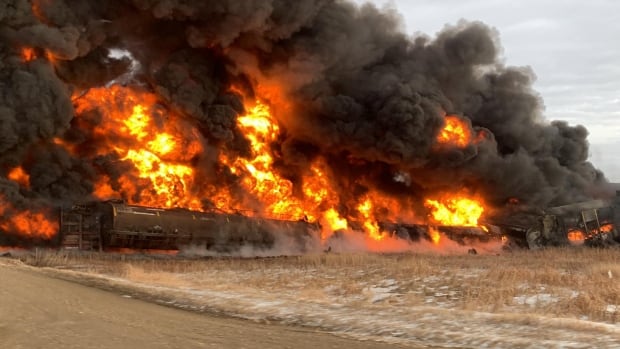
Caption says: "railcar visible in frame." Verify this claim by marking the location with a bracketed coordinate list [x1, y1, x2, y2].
[59, 200, 319, 251]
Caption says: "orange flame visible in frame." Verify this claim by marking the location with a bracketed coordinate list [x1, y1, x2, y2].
[72, 85, 203, 210]
[566, 223, 615, 245]
[321, 208, 348, 240]
[0, 199, 57, 239]
[220, 99, 307, 219]
[56, 83, 496, 248]
[357, 197, 384, 241]
[428, 226, 441, 245]
[437, 115, 473, 148]
[21, 48, 36, 62]
[31, 0, 50, 22]
[600, 223, 614, 233]
[8, 167, 30, 188]
[220, 89, 414, 242]
[302, 163, 335, 219]
[425, 193, 485, 227]
[219, 92, 343, 225]
[567, 229, 585, 243]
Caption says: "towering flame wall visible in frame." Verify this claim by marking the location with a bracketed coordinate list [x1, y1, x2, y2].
[0, 0, 610, 248]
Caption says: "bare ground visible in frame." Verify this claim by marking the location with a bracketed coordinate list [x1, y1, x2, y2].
[0, 259, 414, 349]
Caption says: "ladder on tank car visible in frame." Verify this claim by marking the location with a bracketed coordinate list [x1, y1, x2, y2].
[59, 207, 102, 251]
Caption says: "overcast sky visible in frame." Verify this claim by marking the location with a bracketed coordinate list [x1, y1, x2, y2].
[355, 0, 620, 182]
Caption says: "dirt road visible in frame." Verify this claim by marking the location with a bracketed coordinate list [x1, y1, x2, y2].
[0, 261, 409, 349]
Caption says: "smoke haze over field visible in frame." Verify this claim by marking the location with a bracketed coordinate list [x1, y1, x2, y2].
[0, 0, 611, 236]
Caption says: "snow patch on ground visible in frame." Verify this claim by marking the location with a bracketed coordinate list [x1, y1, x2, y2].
[82, 272, 620, 349]
[513, 293, 559, 306]
[606, 305, 619, 314]
[364, 279, 400, 303]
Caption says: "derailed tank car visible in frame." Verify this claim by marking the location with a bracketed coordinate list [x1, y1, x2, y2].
[59, 200, 319, 251]
[490, 191, 620, 249]
[378, 221, 499, 245]
[528, 193, 620, 248]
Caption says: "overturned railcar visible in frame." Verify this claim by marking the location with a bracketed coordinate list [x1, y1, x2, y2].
[491, 191, 620, 249]
[528, 192, 620, 248]
[378, 221, 500, 245]
[59, 201, 319, 251]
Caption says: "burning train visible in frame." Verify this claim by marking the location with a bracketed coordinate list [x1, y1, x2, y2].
[487, 190, 620, 249]
[0, 1, 616, 252]
[525, 192, 620, 248]
[58, 200, 319, 251]
[4, 191, 619, 252]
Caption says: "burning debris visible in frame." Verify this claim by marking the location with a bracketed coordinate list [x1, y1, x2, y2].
[0, 0, 615, 251]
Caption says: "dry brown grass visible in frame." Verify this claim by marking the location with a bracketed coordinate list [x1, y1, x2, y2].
[15, 247, 620, 323]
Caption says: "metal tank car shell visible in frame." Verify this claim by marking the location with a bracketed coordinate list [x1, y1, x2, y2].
[59, 200, 319, 252]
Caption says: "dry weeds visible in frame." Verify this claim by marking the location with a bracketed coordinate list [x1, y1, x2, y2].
[13, 247, 620, 323]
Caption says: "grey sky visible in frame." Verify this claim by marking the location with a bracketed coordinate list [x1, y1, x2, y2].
[355, 0, 620, 181]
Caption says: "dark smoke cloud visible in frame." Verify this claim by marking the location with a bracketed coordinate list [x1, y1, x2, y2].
[0, 44, 73, 165]
[0, 0, 608, 239]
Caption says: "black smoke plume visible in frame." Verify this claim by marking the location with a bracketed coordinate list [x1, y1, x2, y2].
[0, 0, 608, 239]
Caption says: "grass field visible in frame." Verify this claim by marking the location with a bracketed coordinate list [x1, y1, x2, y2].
[17, 247, 620, 322]
[7, 247, 620, 347]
